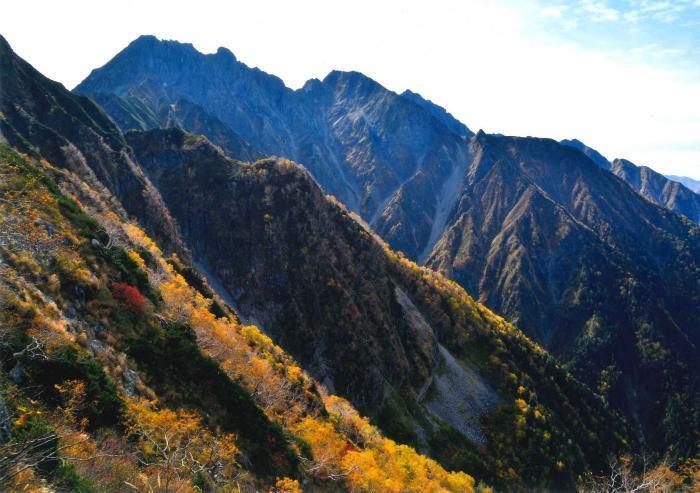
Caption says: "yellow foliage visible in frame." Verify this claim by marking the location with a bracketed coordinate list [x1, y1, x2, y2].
[296, 405, 475, 493]
[126, 249, 146, 270]
[125, 398, 239, 489]
[270, 477, 302, 493]
[341, 439, 475, 493]
[514, 398, 529, 413]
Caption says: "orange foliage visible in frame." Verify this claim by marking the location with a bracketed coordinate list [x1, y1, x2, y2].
[125, 206, 478, 493]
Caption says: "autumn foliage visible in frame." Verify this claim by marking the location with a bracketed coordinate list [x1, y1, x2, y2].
[110, 281, 148, 312]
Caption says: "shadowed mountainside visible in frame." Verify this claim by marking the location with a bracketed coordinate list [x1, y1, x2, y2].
[125, 127, 631, 489]
[76, 35, 700, 458]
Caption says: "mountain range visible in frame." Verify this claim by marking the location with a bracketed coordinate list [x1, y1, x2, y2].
[561, 138, 700, 223]
[0, 32, 698, 491]
[76, 35, 700, 457]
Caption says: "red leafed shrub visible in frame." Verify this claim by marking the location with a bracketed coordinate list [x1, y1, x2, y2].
[110, 282, 148, 312]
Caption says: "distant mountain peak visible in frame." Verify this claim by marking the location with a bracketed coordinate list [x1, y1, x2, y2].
[0, 33, 12, 55]
[125, 34, 196, 54]
[562, 137, 584, 146]
[321, 69, 384, 94]
[612, 157, 634, 167]
[215, 46, 237, 60]
[323, 69, 373, 82]
[667, 174, 700, 193]
[130, 33, 159, 45]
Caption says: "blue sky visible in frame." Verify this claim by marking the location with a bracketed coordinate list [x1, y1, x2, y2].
[0, 0, 698, 178]
[523, 1, 700, 74]
[510, 0, 700, 177]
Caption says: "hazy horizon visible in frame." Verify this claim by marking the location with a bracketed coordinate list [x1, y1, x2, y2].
[1, 0, 699, 179]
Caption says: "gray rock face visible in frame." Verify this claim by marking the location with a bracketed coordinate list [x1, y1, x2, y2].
[424, 344, 501, 446]
[90, 92, 260, 162]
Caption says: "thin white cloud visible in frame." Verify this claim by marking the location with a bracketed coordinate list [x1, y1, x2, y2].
[579, 0, 620, 21]
[629, 43, 658, 54]
[640, 1, 674, 13]
[620, 0, 693, 23]
[539, 5, 568, 18]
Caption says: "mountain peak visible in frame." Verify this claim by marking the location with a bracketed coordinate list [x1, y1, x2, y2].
[0, 33, 17, 64]
[129, 34, 159, 46]
[562, 138, 584, 146]
[119, 34, 199, 60]
[612, 157, 635, 168]
[215, 46, 237, 60]
[322, 69, 383, 92]
[0, 33, 11, 53]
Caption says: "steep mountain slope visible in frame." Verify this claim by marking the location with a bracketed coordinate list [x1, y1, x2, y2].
[426, 133, 700, 455]
[0, 35, 183, 254]
[0, 145, 479, 492]
[76, 35, 474, 259]
[125, 127, 631, 490]
[0, 33, 634, 491]
[611, 158, 700, 223]
[0, 35, 486, 493]
[561, 138, 700, 223]
[77, 36, 699, 460]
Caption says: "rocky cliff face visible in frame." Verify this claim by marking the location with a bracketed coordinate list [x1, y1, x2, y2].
[611, 158, 700, 223]
[89, 90, 260, 162]
[667, 174, 700, 193]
